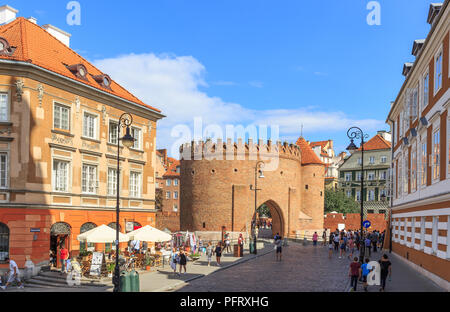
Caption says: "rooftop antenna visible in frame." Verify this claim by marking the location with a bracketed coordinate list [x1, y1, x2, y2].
[301, 123, 304, 138]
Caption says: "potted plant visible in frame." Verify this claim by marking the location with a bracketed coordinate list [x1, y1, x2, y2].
[107, 263, 115, 278]
[144, 256, 152, 271]
[190, 252, 200, 262]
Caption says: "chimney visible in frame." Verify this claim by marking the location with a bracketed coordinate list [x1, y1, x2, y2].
[42, 24, 71, 47]
[28, 17, 37, 24]
[0, 5, 18, 25]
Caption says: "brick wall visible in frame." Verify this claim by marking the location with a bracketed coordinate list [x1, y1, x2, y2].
[324, 213, 387, 232]
[156, 211, 180, 233]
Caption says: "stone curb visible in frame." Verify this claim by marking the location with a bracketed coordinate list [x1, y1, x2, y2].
[154, 245, 275, 292]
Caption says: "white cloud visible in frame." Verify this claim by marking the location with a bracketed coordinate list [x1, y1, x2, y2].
[249, 81, 264, 88]
[94, 53, 385, 157]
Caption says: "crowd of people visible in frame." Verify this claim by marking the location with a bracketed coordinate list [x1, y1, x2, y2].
[323, 228, 391, 292]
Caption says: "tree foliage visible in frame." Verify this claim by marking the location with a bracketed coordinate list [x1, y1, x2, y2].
[324, 188, 359, 215]
[257, 204, 271, 217]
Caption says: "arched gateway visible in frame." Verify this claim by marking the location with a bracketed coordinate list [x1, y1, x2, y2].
[180, 138, 325, 239]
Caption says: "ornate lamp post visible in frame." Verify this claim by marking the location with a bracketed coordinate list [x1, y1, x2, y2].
[250, 161, 265, 255]
[113, 113, 135, 292]
[346, 127, 368, 263]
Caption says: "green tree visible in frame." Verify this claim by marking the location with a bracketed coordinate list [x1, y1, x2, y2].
[257, 204, 271, 217]
[324, 188, 359, 215]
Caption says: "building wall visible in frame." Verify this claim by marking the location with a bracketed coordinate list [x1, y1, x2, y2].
[0, 70, 160, 269]
[387, 2, 450, 285]
[324, 213, 387, 232]
[180, 140, 325, 238]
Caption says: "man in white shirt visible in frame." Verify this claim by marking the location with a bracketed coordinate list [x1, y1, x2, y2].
[1, 258, 24, 290]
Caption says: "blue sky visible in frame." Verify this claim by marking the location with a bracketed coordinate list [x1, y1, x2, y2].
[8, 0, 433, 156]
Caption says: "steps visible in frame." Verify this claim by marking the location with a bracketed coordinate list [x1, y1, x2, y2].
[24, 270, 111, 289]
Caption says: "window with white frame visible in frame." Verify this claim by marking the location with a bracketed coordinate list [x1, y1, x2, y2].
[368, 190, 375, 201]
[423, 72, 429, 110]
[174, 179, 179, 186]
[82, 164, 97, 194]
[368, 172, 375, 180]
[0, 153, 7, 188]
[166, 191, 171, 199]
[369, 156, 375, 164]
[129, 171, 142, 198]
[432, 129, 440, 181]
[398, 157, 403, 196]
[356, 191, 361, 202]
[173, 191, 178, 199]
[53, 159, 69, 192]
[166, 179, 171, 186]
[0, 93, 8, 122]
[83, 112, 98, 139]
[345, 172, 352, 181]
[403, 153, 408, 194]
[109, 121, 119, 145]
[420, 140, 427, 186]
[357, 157, 362, 165]
[346, 190, 352, 198]
[380, 170, 387, 180]
[411, 145, 417, 192]
[131, 127, 141, 150]
[435, 49, 443, 93]
[356, 171, 362, 181]
[107, 168, 118, 196]
[53, 103, 70, 131]
[381, 156, 387, 163]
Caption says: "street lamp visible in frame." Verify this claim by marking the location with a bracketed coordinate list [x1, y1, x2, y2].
[250, 161, 264, 255]
[346, 127, 368, 264]
[113, 113, 135, 293]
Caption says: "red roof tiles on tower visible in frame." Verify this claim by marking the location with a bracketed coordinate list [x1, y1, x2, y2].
[296, 137, 324, 166]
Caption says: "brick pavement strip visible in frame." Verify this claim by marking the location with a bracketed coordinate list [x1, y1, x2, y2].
[177, 242, 445, 292]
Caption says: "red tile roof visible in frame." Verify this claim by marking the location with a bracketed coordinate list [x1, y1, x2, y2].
[163, 158, 180, 177]
[296, 137, 324, 166]
[0, 17, 160, 113]
[357, 134, 391, 151]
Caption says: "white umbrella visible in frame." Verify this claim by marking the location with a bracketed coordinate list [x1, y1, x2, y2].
[127, 225, 172, 242]
[77, 224, 129, 243]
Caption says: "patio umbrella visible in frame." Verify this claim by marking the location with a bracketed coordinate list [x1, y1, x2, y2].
[77, 224, 129, 243]
[127, 225, 172, 242]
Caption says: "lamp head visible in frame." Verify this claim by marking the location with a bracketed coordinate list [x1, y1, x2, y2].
[121, 126, 135, 148]
[346, 139, 358, 152]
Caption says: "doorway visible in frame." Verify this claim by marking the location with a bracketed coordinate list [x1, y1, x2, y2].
[50, 222, 71, 269]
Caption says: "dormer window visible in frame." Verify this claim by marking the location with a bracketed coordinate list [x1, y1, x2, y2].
[66, 63, 88, 80]
[92, 74, 112, 90]
[0, 37, 16, 56]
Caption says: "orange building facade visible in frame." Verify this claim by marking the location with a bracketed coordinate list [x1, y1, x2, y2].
[0, 10, 163, 270]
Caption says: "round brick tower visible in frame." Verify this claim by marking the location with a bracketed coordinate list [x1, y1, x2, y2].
[179, 138, 325, 238]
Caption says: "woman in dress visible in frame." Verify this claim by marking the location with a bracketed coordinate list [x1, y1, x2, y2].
[214, 242, 223, 266]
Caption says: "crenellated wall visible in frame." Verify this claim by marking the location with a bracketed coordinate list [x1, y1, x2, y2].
[180, 139, 325, 238]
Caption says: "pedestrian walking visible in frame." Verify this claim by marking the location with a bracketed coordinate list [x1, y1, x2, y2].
[339, 236, 346, 259]
[59, 244, 69, 274]
[198, 237, 204, 255]
[178, 249, 187, 274]
[361, 258, 373, 292]
[225, 233, 231, 254]
[379, 254, 392, 292]
[349, 257, 361, 292]
[1, 258, 24, 290]
[206, 242, 213, 266]
[365, 236, 372, 257]
[333, 233, 340, 251]
[312, 232, 318, 246]
[214, 242, 223, 266]
[170, 247, 178, 274]
[371, 231, 378, 253]
[322, 230, 327, 246]
[328, 238, 333, 259]
[275, 235, 283, 261]
[347, 236, 355, 260]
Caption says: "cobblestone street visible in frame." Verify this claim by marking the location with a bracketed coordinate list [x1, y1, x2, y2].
[176, 242, 445, 292]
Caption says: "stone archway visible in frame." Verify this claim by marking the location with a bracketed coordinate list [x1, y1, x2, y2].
[254, 200, 285, 238]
